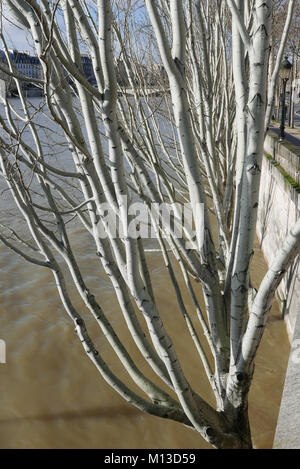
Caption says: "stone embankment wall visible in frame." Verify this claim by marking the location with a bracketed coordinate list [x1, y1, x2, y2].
[258, 132, 300, 339]
[258, 131, 300, 449]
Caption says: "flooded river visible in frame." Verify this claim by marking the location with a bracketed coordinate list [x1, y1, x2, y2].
[0, 233, 290, 449]
[0, 98, 290, 449]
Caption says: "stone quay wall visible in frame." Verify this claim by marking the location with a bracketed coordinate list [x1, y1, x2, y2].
[258, 131, 300, 448]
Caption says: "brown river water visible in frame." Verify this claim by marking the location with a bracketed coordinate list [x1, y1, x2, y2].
[0, 227, 290, 449]
[0, 97, 290, 449]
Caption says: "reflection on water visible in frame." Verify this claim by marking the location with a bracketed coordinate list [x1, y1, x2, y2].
[0, 230, 290, 449]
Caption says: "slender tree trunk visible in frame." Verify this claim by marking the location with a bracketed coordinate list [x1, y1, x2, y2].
[0, 0, 299, 450]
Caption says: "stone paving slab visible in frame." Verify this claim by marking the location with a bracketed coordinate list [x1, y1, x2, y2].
[269, 123, 300, 150]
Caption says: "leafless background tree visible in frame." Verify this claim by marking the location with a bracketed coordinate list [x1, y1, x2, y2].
[0, 0, 299, 449]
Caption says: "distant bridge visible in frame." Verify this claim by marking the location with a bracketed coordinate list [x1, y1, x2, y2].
[119, 87, 170, 97]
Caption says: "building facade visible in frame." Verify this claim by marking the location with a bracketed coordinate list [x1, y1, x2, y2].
[9, 50, 42, 80]
[80, 54, 96, 85]
[0, 49, 97, 91]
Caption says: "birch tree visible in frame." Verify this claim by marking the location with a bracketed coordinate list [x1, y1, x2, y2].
[269, 0, 300, 125]
[0, 0, 299, 449]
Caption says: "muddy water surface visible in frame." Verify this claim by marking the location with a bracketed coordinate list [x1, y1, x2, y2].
[0, 97, 290, 449]
[0, 227, 290, 449]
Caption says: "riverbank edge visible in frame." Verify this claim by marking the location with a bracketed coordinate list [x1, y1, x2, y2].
[259, 131, 300, 449]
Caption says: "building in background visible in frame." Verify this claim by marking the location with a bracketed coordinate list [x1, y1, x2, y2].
[0, 50, 99, 94]
[80, 54, 96, 85]
[9, 50, 42, 80]
[293, 78, 300, 104]
[0, 50, 9, 98]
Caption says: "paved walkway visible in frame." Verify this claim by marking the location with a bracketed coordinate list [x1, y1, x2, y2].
[269, 122, 300, 148]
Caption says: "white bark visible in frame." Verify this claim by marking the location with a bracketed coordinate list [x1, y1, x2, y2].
[264, 0, 296, 132]
[0, 0, 298, 449]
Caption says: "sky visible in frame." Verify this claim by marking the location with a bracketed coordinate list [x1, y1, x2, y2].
[2, 24, 35, 53]
[0, 3, 67, 54]
[0, 1, 147, 55]
[1, 5, 36, 53]
[0, 1, 149, 61]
